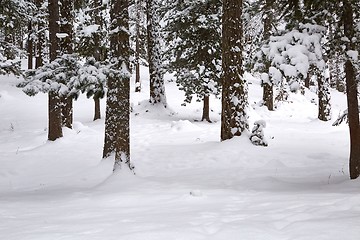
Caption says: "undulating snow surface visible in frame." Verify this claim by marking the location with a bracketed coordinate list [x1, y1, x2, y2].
[1, 66, 359, 240]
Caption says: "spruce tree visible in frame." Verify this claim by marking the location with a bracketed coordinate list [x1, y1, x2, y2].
[165, 0, 222, 122]
[221, 0, 249, 140]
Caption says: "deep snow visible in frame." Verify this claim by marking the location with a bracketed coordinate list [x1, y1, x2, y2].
[1, 66, 359, 240]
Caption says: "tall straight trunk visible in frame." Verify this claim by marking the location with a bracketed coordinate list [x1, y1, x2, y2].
[27, 21, 33, 69]
[48, 0, 63, 141]
[93, 97, 101, 121]
[262, 0, 274, 111]
[135, 0, 141, 92]
[103, 0, 132, 172]
[35, 0, 45, 69]
[221, 0, 248, 141]
[343, 0, 360, 179]
[201, 95, 211, 122]
[317, 70, 331, 121]
[147, 0, 166, 106]
[59, 0, 74, 128]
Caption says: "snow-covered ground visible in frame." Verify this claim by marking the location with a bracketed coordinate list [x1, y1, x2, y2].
[1, 67, 359, 240]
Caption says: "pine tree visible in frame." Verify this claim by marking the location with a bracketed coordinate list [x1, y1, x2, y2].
[165, 0, 222, 122]
[147, 0, 166, 106]
[103, 0, 133, 172]
[221, 0, 249, 140]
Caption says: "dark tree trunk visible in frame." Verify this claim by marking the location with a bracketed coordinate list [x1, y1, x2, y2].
[27, 21, 33, 69]
[343, 0, 360, 179]
[201, 95, 211, 122]
[135, 0, 141, 92]
[262, 0, 274, 111]
[147, 0, 166, 106]
[103, 0, 132, 172]
[35, 0, 44, 69]
[59, 0, 74, 128]
[93, 97, 101, 121]
[48, 0, 63, 141]
[221, 0, 248, 141]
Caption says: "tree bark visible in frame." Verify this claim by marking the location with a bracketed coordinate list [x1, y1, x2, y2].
[262, 0, 274, 111]
[135, 0, 141, 92]
[221, 0, 248, 141]
[93, 97, 101, 121]
[147, 0, 166, 106]
[48, 0, 63, 141]
[201, 95, 211, 122]
[59, 0, 74, 128]
[317, 70, 331, 121]
[343, 0, 360, 179]
[27, 21, 33, 69]
[103, 0, 132, 172]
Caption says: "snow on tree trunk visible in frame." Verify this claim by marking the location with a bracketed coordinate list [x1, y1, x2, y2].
[343, 0, 360, 180]
[317, 69, 331, 121]
[221, 0, 249, 141]
[59, 0, 74, 129]
[146, 0, 166, 106]
[47, 0, 62, 141]
[135, 0, 142, 93]
[27, 21, 33, 70]
[103, 0, 133, 172]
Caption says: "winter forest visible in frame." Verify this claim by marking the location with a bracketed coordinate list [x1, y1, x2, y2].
[1, 0, 360, 239]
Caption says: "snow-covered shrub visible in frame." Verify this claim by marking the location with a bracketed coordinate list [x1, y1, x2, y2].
[250, 120, 268, 147]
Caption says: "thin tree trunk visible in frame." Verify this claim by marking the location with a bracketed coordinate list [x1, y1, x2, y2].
[221, 0, 248, 141]
[262, 0, 274, 111]
[201, 95, 211, 122]
[135, 0, 141, 92]
[317, 70, 331, 121]
[27, 21, 33, 69]
[93, 97, 101, 121]
[48, 0, 63, 141]
[343, 0, 360, 179]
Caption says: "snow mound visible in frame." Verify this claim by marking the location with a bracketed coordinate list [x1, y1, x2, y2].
[170, 120, 202, 132]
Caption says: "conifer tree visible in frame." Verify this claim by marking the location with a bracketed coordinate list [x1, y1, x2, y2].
[165, 0, 222, 122]
[103, 0, 133, 172]
[221, 0, 249, 140]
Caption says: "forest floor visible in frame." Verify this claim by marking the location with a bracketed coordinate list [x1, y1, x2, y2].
[1, 66, 359, 240]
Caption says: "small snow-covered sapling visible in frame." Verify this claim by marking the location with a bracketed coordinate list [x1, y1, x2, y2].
[250, 120, 268, 147]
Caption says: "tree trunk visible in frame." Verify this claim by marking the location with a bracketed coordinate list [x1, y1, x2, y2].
[221, 0, 248, 141]
[201, 95, 211, 122]
[93, 97, 101, 121]
[59, 0, 74, 128]
[61, 96, 73, 128]
[27, 21, 33, 69]
[135, 0, 141, 92]
[262, 0, 274, 111]
[317, 70, 331, 121]
[48, 0, 63, 141]
[35, 0, 45, 69]
[103, 0, 132, 172]
[147, 0, 166, 106]
[343, 0, 360, 179]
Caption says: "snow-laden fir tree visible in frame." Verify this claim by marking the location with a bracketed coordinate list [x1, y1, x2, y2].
[262, 24, 331, 121]
[75, 0, 108, 120]
[250, 120, 268, 146]
[165, 0, 222, 122]
[103, 0, 133, 172]
[146, 0, 166, 107]
[221, 0, 249, 141]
